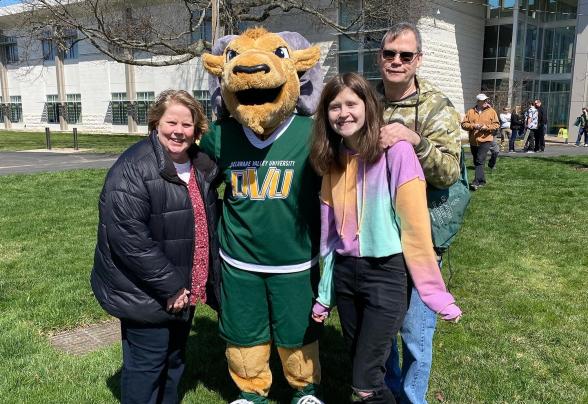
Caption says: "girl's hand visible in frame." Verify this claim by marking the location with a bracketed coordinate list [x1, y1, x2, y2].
[311, 301, 330, 323]
[440, 303, 462, 323]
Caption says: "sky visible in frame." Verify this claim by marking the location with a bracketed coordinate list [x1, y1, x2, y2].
[0, 0, 22, 6]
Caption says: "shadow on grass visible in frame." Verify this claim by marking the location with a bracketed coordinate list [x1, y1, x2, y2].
[105, 318, 352, 403]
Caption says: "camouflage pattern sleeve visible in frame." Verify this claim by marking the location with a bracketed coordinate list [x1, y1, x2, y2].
[414, 104, 462, 189]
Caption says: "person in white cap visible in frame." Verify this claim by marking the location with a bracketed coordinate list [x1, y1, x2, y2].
[461, 94, 499, 190]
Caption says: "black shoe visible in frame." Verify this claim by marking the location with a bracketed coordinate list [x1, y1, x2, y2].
[469, 183, 479, 191]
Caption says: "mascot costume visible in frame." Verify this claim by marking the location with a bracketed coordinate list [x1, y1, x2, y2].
[200, 28, 324, 404]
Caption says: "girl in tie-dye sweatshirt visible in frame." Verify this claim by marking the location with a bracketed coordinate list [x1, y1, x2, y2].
[309, 73, 460, 402]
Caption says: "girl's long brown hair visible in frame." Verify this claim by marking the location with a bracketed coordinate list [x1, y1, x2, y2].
[310, 73, 383, 175]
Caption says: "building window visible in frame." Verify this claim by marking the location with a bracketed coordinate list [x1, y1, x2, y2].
[46, 94, 81, 123]
[541, 26, 574, 74]
[537, 79, 571, 134]
[193, 90, 212, 121]
[111, 92, 128, 125]
[67, 94, 82, 124]
[190, 9, 212, 43]
[42, 30, 78, 61]
[482, 24, 513, 73]
[337, 0, 388, 83]
[0, 35, 18, 64]
[46, 95, 60, 123]
[10, 96, 22, 123]
[136, 92, 155, 125]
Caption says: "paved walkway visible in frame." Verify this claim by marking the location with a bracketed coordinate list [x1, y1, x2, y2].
[50, 320, 120, 355]
[0, 150, 117, 175]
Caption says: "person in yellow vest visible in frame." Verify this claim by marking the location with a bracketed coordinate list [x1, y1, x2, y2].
[557, 127, 568, 144]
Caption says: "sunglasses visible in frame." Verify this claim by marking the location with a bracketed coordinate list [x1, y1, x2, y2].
[381, 49, 420, 63]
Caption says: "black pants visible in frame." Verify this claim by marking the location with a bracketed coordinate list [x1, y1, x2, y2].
[534, 127, 545, 151]
[470, 142, 492, 186]
[120, 309, 194, 404]
[334, 254, 407, 404]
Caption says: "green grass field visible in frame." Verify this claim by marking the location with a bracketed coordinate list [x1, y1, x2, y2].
[0, 156, 587, 403]
[0, 130, 144, 154]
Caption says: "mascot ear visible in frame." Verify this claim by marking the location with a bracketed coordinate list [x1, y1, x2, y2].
[202, 53, 224, 77]
[206, 35, 238, 118]
[293, 46, 321, 72]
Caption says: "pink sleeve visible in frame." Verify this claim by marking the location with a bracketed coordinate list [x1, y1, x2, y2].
[386, 141, 425, 202]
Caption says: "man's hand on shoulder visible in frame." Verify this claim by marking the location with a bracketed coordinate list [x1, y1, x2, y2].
[379, 122, 421, 148]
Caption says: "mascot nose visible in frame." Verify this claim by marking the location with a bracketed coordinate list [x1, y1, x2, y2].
[233, 64, 270, 74]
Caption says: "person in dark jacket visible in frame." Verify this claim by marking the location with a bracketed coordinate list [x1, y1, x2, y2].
[91, 89, 220, 404]
[509, 105, 524, 152]
[534, 99, 547, 152]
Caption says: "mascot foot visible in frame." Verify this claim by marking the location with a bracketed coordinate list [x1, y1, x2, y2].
[230, 391, 269, 404]
[291, 384, 323, 404]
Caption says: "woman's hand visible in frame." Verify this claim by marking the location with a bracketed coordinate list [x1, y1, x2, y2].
[166, 288, 190, 313]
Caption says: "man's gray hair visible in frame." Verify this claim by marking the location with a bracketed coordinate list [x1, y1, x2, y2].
[381, 22, 422, 53]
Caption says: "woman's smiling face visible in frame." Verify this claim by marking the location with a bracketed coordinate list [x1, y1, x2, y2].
[156, 103, 195, 164]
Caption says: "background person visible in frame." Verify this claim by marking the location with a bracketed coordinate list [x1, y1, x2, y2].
[523, 101, 538, 153]
[91, 90, 220, 404]
[374, 22, 464, 404]
[574, 107, 588, 147]
[499, 107, 512, 151]
[534, 99, 547, 152]
[310, 73, 461, 404]
[509, 105, 524, 152]
[461, 93, 499, 191]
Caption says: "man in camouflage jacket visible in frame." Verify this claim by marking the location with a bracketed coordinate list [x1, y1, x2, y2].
[378, 22, 462, 404]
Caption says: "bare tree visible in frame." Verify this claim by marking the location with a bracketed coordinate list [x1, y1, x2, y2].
[10, 0, 429, 67]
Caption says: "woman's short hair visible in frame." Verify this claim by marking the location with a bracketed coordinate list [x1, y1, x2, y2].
[147, 90, 208, 137]
[310, 72, 383, 175]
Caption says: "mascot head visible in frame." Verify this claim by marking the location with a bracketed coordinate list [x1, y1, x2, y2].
[202, 27, 322, 137]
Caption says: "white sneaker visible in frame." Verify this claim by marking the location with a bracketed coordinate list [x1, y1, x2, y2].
[230, 400, 255, 404]
[584, 144, 588, 147]
[526, 150, 535, 153]
[297, 396, 324, 404]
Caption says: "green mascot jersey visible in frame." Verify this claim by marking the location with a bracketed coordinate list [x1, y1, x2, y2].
[200, 114, 320, 273]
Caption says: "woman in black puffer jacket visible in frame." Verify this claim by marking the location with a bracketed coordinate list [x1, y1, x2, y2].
[91, 90, 220, 404]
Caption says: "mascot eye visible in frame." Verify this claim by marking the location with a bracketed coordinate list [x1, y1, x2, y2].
[274, 47, 290, 59]
[226, 49, 238, 62]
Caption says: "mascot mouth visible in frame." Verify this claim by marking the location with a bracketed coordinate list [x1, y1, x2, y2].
[236, 86, 283, 106]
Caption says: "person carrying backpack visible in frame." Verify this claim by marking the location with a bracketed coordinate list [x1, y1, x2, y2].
[574, 107, 588, 147]
[376, 22, 469, 404]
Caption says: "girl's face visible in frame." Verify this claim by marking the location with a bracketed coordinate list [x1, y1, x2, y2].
[327, 87, 366, 148]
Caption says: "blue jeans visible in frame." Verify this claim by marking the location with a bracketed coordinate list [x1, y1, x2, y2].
[509, 128, 520, 151]
[384, 288, 437, 403]
[575, 128, 587, 146]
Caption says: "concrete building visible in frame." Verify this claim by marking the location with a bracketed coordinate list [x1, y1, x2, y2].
[0, 0, 585, 141]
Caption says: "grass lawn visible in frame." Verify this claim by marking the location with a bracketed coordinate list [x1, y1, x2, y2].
[0, 156, 587, 403]
[0, 130, 144, 154]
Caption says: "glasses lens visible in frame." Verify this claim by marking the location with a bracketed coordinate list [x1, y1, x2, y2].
[382, 50, 417, 63]
[399, 52, 416, 62]
[382, 50, 396, 60]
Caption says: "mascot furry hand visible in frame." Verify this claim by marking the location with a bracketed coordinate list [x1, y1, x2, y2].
[200, 28, 324, 404]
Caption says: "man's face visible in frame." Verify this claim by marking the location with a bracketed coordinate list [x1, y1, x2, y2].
[378, 31, 422, 87]
[535, 100, 541, 107]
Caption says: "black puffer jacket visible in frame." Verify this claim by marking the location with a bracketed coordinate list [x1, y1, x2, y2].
[91, 131, 221, 324]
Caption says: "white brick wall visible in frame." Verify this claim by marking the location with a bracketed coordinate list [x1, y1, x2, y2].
[1, 0, 485, 133]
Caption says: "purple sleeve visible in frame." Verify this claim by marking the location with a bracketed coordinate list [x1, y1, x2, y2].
[386, 141, 426, 201]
